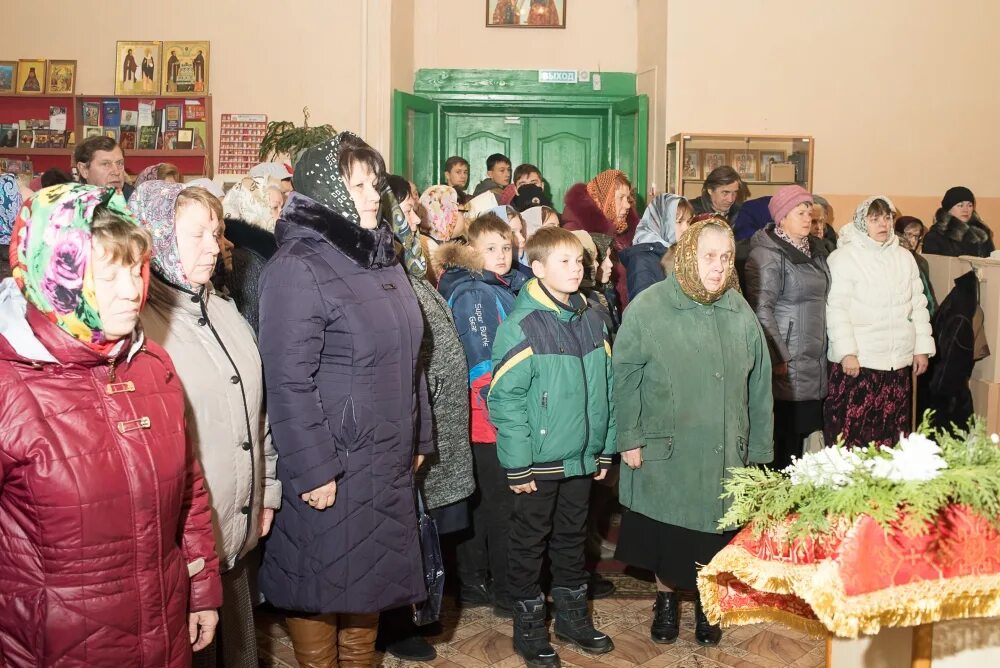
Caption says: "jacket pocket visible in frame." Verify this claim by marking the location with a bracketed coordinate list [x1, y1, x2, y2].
[784, 320, 795, 354]
[737, 436, 749, 465]
[642, 432, 674, 461]
[537, 391, 551, 449]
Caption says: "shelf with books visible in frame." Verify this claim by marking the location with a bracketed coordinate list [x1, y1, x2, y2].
[0, 148, 72, 157]
[73, 94, 213, 177]
[0, 94, 75, 173]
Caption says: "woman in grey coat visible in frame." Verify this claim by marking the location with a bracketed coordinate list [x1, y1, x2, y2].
[745, 186, 831, 470]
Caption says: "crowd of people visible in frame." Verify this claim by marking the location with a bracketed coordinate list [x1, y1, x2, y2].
[0, 131, 991, 668]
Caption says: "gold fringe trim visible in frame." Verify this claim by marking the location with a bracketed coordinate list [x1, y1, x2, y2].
[698, 544, 1000, 639]
[717, 606, 829, 638]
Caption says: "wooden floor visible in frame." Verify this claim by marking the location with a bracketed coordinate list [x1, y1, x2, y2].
[255, 573, 825, 668]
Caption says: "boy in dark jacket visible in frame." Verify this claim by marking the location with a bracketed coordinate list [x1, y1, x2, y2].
[437, 213, 528, 615]
[489, 227, 616, 666]
[472, 153, 512, 198]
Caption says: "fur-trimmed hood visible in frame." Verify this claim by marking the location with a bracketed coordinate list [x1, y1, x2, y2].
[434, 240, 483, 274]
[932, 207, 991, 245]
[275, 192, 398, 270]
[224, 217, 278, 262]
[561, 182, 639, 248]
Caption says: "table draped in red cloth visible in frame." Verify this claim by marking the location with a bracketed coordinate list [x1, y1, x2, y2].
[697, 504, 1000, 638]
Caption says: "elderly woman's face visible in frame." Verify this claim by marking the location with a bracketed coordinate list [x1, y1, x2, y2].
[810, 205, 827, 238]
[267, 187, 284, 222]
[901, 223, 923, 251]
[696, 227, 734, 293]
[400, 195, 420, 233]
[614, 184, 631, 220]
[343, 162, 380, 229]
[175, 202, 221, 286]
[91, 239, 144, 341]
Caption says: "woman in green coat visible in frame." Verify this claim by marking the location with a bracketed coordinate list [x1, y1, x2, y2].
[613, 217, 774, 647]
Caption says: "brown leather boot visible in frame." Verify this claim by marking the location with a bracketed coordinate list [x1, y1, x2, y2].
[285, 614, 338, 668]
[337, 613, 379, 668]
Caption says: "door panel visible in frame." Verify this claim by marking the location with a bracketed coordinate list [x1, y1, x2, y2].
[612, 95, 649, 208]
[392, 91, 439, 191]
[525, 116, 603, 210]
[446, 115, 523, 190]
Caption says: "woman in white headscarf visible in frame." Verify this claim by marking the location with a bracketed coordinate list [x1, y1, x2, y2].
[619, 194, 693, 301]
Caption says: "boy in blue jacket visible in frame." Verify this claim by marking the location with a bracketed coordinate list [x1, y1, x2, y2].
[488, 227, 616, 666]
[437, 213, 528, 615]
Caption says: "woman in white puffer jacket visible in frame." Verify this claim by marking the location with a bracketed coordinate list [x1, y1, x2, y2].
[824, 195, 935, 447]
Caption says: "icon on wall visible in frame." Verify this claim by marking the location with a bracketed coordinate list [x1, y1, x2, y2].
[16, 59, 46, 95]
[115, 41, 162, 95]
[46, 60, 77, 94]
[487, 0, 566, 28]
[161, 41, 210, 96]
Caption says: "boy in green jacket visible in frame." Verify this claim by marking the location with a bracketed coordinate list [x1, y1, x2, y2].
[488, 227, 615, 667]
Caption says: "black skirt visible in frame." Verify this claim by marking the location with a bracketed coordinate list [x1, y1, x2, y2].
[615, 510, 737, 591]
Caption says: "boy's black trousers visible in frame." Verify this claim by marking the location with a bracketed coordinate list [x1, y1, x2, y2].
[456, 443, 514, 599]
[507, 475, 592, 601]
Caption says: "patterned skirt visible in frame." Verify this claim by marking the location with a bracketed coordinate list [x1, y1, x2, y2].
[824, 363, 911, 448]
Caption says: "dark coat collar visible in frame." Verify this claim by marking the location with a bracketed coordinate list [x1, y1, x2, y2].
[224, 217, 277, 262]
[933, 207, 991, 244]
[276, 192, 399, 270]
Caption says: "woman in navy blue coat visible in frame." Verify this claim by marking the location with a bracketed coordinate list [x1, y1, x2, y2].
[257, 132, 432, 667]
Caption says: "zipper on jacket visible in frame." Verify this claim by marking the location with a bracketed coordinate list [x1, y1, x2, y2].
[540, 392, 548, 439]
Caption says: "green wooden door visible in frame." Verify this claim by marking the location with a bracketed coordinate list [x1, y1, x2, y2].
[611, 95, 649, 208]
[391, 91, 439, 191]
[524, 114, 604, 210]
[445, 114, 524, 191]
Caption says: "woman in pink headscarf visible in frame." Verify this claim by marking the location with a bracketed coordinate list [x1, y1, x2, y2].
[420, 185, 465, 243]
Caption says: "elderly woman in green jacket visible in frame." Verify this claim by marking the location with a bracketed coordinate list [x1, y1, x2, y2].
[613, 217, 773, 647]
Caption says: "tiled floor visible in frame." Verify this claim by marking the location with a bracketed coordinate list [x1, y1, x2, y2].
[255, 574, 826, 668]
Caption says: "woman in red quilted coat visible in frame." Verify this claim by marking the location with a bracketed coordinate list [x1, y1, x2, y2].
[0, 183, 222, 667]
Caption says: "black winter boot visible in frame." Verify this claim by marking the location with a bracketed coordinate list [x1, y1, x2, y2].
[650, 591, 679, 644]
[551, 584, 614, 655]
[513, 597, 560, 667]
[695, 598, 722, 646]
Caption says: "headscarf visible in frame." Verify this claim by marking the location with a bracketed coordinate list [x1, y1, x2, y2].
[571, 230, 599, 288]
[586, 169, 629, 235]
[420, 185, 460, 241]
[1, 174, 23, 245]
[852, 195, 896, 234]
[293, 132, 363, 225]
[128, 180, 193, 290]
[186, 178, 225, 199]
[10, 183, 149, 351]
[134, 163, 163, 188]
[465, 191, 499, 221]
[673, 216, 740, 305]
[384, 188, 427, 278]
[633, 193, 684, 247]
[222, 175, 273, 229]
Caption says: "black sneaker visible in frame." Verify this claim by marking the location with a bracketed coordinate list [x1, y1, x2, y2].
[513, 596, 561, 667]
[650, 591, 679, 644]
[551, 584, 614, 655]
[459, 581, 493, 607]
[695, 599, 722, 646]
[588, 573, 616, 599]
[385, 634, 437, 662]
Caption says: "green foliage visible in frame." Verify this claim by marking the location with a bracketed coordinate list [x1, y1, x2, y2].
[258, 106, 336, 165]
[719, 414, 1000, 539]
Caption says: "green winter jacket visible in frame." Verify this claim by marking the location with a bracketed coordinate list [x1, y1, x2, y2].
[614, 274, 774, 533]
[488, 279, 616, 484]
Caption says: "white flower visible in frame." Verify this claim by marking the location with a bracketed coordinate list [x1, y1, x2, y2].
[783, 445, 865, 487]
[865, 432, 948, 483]
[991, 433, 999, 444]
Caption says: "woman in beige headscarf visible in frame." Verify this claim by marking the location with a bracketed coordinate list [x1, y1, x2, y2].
[613, 217, 773, 648]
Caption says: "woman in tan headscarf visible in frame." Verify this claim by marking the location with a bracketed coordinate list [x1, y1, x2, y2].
[562, 169, 640, 306]
[613, 217, 773, 648]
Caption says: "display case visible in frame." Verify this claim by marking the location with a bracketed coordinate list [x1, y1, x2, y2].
[666, 133, 814, 200]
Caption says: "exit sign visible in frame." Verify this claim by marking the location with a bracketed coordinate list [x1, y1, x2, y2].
[538, 69, 578, 84]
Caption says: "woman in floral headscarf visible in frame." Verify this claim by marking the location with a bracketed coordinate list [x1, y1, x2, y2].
[562, 169, 640, 305]
[420, 184, 465, 242]
[613, 217, 773, 647]
[0, 173, 25, 278]
[825, 196, 934, 448]
[130, 180, 277, 668]
[0, 183, 221, 667]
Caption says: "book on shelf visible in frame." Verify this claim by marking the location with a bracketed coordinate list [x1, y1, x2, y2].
[102, 99, 121, 128]
[174, 128, 194, 150]
[164, 103, 183, 131]
[33, 130, 50, 149]
[0, 125, 18, 148]
[119, 129, 137, 151]
[185, 121, 206, 149]
[103, 128, 120, 143]
[82, 102, 100, 126]
[18, 131, 33, 149]
[184, 100, 206, 121]
[137, 99, 156, 128]
[162, 130, 178, 150]
[138, 125, 159, 150]
[121, 110, 139, 129]
[48, 106, 68, 132]
[50, 131, 66, 149]
[83, 125, 103, 140]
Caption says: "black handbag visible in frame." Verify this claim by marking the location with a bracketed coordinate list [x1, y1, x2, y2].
[412, 490, 445, 626]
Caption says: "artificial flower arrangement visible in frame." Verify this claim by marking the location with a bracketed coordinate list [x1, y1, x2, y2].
[697, 415, 1000, 638]
[719, 414, 1000, 538]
